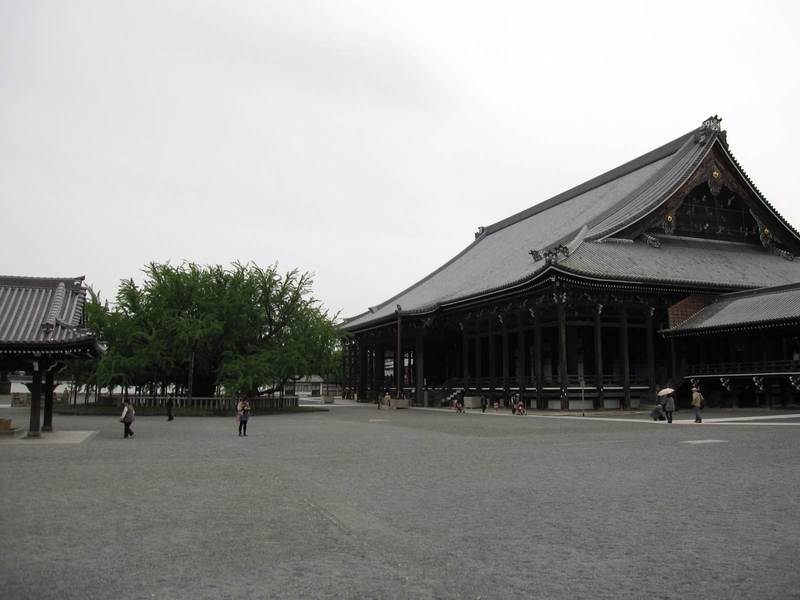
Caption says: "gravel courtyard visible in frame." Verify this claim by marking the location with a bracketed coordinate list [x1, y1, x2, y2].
[1, 405, 798, 599]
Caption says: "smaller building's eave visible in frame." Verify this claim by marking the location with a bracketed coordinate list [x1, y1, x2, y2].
[661, 316, 800, 338]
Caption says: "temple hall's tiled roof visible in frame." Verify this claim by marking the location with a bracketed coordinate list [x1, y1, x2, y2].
[344, 117, 800, 330]
[559, 236, 800, 290]
[0, 275, 97, 350]
[664, 283, 800, 335]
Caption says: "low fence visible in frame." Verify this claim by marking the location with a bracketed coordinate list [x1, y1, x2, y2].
[117, 396, 299, 411]
[8, 393, 298, 411]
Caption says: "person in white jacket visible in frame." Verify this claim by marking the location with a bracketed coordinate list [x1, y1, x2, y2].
[120, 399, 135, 438]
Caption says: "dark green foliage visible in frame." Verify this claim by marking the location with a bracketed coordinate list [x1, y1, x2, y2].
[81, 262, 340, 397]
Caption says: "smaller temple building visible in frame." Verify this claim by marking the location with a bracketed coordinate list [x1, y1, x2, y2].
[0, 276, 101, 436]
[663, 283, 800, 407]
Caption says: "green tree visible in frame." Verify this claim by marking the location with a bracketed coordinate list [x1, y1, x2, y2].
[87, 261, 340, 398]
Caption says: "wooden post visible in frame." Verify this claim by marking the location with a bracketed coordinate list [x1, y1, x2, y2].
[475, 331, 482, 387]
[395, 312, 402, 398]
[502, 318, 509, 394]
[358, 338, 368, 402]
[461, 323, 469, 390]
[415, 334, 425, 406]
[594, 305, 604, 410]
[516, 319, 525, 395]
[28, 362, 42, 437]
[646, 306, 655, 395]
[488, 318, 496, 394]
[374, 342, 384, 399]
[621, 308, 630, 410]
[534, 311, 543, 410]
[42, 367, 55, 432]
[558, 302, 569, 411]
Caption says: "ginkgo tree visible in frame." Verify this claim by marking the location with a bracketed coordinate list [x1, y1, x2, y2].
[86, 261, 341, 398]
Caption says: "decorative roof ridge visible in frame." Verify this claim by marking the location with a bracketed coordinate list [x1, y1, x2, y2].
[42, 282, 66, 331]
[480, 128, 699, 237]
[0, 275, 85, 289]
[586, 122, 718, 241]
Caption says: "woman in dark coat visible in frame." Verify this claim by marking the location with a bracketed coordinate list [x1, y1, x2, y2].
[663, 394, 675, 423]
[120, 399, 135, 438]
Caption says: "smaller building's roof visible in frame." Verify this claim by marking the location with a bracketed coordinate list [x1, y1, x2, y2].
[0, 275, 99, 353]
[663, 282, 800, 335]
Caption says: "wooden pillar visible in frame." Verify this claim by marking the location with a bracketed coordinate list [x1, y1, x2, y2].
[501, 318, 509, 393]
[475, 330, 482, 386]
[558, 303, 568, 411]
[341, 342, 347, 398]
[534, 311, 543, 409]
[415, 334, 425, 406]
[488, 319, 496, 393]
[42, 368, 55, 432]
[594, 305, 604, 410]
[620, 308, 630, 410]
[358, 338, 368, 403]
[28, 363, 42, 437]
[374, 342, 384, 397]
[461, 323, 469, 389]
[395, 312, 402, 398]
[516, 318, 525, 392]
[646, 307, 656, 395]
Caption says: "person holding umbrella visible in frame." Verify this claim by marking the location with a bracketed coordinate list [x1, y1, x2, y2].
[657, 387, 676, 424]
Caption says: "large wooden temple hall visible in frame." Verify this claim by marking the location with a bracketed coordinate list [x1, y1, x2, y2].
[342, 116, 800, 410]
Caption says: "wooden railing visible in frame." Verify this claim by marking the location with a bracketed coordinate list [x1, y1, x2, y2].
[686, 360, 800, 376]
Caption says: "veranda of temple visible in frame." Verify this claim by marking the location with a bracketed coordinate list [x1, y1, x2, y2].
[342, 117, 800, 410]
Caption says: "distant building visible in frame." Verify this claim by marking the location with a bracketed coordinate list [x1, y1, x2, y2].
[342, 117, 800, 409]
[0, 276, 101, 434]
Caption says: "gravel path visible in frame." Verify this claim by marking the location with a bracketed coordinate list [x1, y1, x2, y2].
[1, 405, 798, 599]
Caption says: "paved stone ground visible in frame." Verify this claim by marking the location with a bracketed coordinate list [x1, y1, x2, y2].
[1, 405, 799, 599]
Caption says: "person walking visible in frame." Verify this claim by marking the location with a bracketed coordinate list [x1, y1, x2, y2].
[237, 398, 251, 436]
[166, 393, 174, 421]
[120, 399, 135, 438]
[691, 386, 704, 423]
[480, 394, 488, 413]
[663, 393, 675, 424]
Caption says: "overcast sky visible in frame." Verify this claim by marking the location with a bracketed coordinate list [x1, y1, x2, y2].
[2, 1, 799, 318]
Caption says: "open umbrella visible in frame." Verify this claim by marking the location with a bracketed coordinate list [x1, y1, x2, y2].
[657, 387, 675, 396]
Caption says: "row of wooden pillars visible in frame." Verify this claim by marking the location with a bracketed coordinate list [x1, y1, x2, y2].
[346, 302, 660, 410]
[27, 361, 57, 437]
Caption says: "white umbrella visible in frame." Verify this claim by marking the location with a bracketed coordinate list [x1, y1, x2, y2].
[657, 387, 675, 396]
